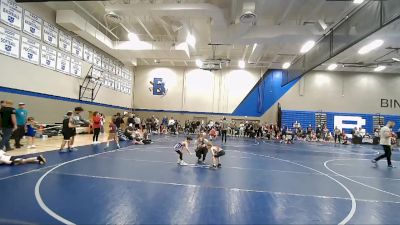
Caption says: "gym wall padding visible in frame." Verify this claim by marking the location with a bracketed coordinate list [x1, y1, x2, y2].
[282, 110, 400, 134]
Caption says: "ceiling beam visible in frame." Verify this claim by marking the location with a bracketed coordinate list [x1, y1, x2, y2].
[72, 1, 119, 40]
[155, 16, 174, 41]
[230, 0, 238, 24]
[242, 45, 249, 60]
[141, 59, 150, 65]
[136, 16, 155, 41]
[276, 0, 295, 25]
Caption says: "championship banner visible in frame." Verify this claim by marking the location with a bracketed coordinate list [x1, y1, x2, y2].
[20, 36, 39, 65]
[91, 67, 102, 83]
[23, 9, 42, 40]
[71, 38, 83, 59]
[109, 60, 115, 74]
[93, 49, 101, 67]
[0, 0, 22, 30]
[43, 21, 57, 47]
[40, 44, 56, 70]
[70, 57, 82, 77]
[58, 30, 71, 53]
[56, 51, 70, 74]
[0, 26, 19, 58]
[115, 64, 121, 77]
[101, 56, 108, 71]
[83, 44, 93, 63]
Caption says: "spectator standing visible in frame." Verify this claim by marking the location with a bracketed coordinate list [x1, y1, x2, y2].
[372, 121, 396, 168]
[92, 111, 101, 144]
[221, 117, 228, 144]
[0, 100, 17, 151]
[100, 113, 105, 134]
[334, 126, 341, 143]
[127, 113, 135, 127]
[134, 115, 141, 129]
[14, 102, 28, 149]
[70, 107, 86, 151]
[115, 113, 124, 129]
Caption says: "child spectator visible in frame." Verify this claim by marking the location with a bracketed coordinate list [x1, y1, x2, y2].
[26, 117, 37, 149]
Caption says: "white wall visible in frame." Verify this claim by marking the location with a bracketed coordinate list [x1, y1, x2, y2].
[261, 70, 400, 123]
[133, 66, 261, 113]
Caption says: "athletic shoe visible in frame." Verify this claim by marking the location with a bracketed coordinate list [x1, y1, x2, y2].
[31, 145, 36, 148]
[69, 147, 78, 152]
[388, 165, 396, 168]
[59, 149, 68, 153]
[217, 163, 222, 168]
[37, 155, 47, 165]
[177, 159, 181, 164]
[180, 161, 188, 166]
[117, 144, 121, 149]
[371, 159, 377, 166]
[27, 145, 31, 149]
[197, 159, 203, 164]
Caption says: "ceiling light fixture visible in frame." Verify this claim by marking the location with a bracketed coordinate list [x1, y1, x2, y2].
[327, 64, 338, 71]
[186, 33, 196, 48]
[353, 0, 364, 4]
[238, 60, 245, 69]
[195, 59, 203, 68]
[282, 62, 291, 69]
[300, 40, 315, 53]
[358, 39, 384, 55]
[374, 65, 386, 72]
[392, 57, 400, 62]
[128, 32, 139, 42]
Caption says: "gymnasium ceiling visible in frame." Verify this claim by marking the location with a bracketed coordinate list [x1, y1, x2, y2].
[30, 0, 400, 73]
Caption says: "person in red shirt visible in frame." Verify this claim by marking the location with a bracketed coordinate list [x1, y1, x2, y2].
[92, 111, 101, 144]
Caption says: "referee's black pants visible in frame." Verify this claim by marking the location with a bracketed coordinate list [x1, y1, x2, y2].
[374, 145, 392, 166]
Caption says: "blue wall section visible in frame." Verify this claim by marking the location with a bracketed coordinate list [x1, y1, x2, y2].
[282, 109, 400, 134]
[232, 70, 298, 117]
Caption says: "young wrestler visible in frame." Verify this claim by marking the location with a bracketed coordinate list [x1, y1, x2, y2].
[206, 142, 225, 168]
[209, 127, 217, 141]
[174, 137, 193, 166]
[60, 112, 75, 152]
[105, 116, 120, 149]
[195, 133, 209, 164]
[0, 150, 46, 165]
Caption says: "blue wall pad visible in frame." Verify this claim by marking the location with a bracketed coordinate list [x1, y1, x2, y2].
[0, 86, 131, 111]
[232, 70, 298, 117]
[282, 109, 400, 134]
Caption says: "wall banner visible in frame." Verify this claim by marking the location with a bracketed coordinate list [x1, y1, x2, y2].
[0, 0, 22, 30]
[20, 36, 39, 65]
[56, 51, 70, 74]
[43, 21, 57, 47]
[0, 26, 19, 58]
[40, 44, 56, 70]
[23, 9, 42, 40]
